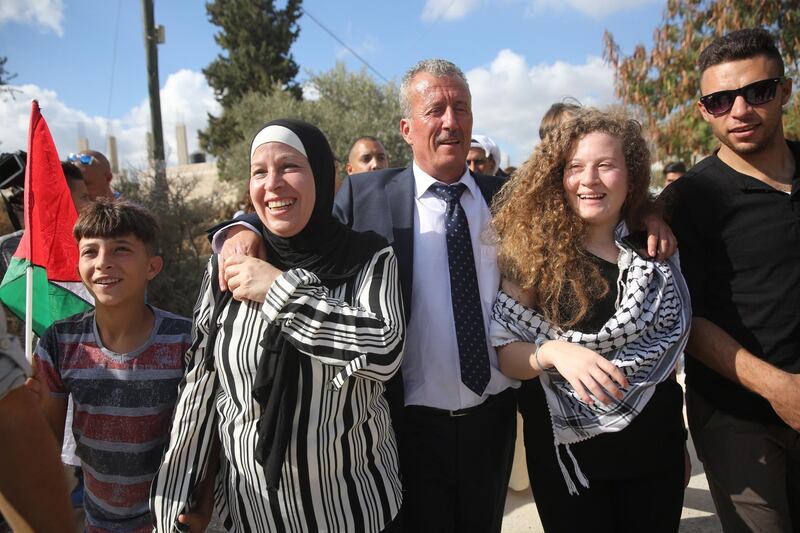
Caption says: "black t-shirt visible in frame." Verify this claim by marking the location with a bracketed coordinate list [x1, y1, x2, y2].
[518, 257, 686, 480]
[662, 141, 800, 426]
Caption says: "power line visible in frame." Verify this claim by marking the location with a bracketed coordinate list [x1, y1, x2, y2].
[429, 0, 458, 23]
[301, 8, 389, 83]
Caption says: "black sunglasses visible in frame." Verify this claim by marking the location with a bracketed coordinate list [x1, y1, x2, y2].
[699, 77, 785, 116]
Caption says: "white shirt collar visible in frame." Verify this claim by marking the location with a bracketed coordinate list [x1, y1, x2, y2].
[412, 161, 478, 200]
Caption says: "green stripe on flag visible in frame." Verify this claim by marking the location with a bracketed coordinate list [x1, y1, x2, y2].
[0, 258, 92, 336]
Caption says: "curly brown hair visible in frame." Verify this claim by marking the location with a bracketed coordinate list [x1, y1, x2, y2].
[491, 108, 654, 328]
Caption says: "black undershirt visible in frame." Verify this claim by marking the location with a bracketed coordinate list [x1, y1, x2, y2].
[662, 141, 800, 427]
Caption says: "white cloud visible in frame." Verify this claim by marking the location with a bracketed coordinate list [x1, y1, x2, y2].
[122, 69, 222, 166]
[421, 0, 483, 21]
[0, 0, 64, 36]
[302, 83, 320, 101]
[526, 0, 658, 18]
[466, 49, 616, 165]
[0, 69, 221, 170]
[420, 0, 656, 21]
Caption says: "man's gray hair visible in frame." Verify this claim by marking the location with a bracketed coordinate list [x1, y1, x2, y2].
[399, 59, 469, 118]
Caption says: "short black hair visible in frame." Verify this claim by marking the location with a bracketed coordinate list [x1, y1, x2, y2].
[348, 136, 385, 161]
[663, 161, 686, 175]
[61, 161, 84, 184]
[698, 28, 784, 75]
[73, 199, 160, 255]
[351, 135, 381, 146]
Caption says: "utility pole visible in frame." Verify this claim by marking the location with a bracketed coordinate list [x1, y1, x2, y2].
[141, 0, 167, 194]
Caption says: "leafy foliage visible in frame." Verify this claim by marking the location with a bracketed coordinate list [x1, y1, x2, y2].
[0, 56, 12, 86]
[604, 0, 800, 162]
[115, 172, 226, 318]
[215, 63, 411, 186]
[200, 0, 303, 163]
[0, 56, 19, 101]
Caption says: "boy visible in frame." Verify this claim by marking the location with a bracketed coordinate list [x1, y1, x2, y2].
[62, 161, 91, 212]
[33, 200, 192, 532]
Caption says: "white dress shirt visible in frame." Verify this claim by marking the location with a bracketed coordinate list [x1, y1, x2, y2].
[403, 163, 518, 410]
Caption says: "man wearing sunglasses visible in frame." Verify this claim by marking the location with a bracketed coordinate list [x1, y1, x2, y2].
[663, 28, 800, 532]
[67, 150, 115, 200]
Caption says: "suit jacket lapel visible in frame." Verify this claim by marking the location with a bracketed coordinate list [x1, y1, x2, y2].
[386, 167, 415, 318]
[472, 171, 506, 206]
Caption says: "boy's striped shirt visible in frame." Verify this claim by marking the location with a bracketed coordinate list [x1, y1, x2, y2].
[35, 307, 191, 533]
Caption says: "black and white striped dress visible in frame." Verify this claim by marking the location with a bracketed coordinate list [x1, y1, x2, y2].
[151, 247, 404, 532]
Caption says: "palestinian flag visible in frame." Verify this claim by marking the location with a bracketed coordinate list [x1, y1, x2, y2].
[0, 100, 92, 336]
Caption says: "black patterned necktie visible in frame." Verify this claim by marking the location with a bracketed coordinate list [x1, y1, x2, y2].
[429, 182, 490, 396]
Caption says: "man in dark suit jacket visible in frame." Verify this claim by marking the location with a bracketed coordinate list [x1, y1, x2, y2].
[332, 165, 505, 322]
[331, 162, 514, 531]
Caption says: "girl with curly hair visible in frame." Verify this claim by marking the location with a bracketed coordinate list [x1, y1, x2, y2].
[490, 109, 691, 532]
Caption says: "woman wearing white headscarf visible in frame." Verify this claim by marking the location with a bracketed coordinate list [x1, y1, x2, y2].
[151, 119, 404, 532]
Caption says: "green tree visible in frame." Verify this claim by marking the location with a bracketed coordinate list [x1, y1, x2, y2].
[215, 63, 411, 187]
[0, 56, 18, 100]
[115, 172, 226, 317]
[0, 56, 11, 85]
[312, 64, 409, 168]
[200, 0, 303, 175]
[603, 1, 800, 162]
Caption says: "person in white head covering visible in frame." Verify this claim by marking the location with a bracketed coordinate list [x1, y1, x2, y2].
[151, 119, 404, 532]
[468, 134, 503, 176]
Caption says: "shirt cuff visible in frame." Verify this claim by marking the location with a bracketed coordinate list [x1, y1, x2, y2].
[261, 268, 322, 323]
[210, 221, 261, 253]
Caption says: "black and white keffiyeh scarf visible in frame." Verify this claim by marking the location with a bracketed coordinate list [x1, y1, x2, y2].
[490, 223, 691, 494]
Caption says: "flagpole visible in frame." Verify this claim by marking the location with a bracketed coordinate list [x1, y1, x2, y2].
[25, 264, 32, 363]
[0, 99, 91, 361]
[23, 100, 37, 364]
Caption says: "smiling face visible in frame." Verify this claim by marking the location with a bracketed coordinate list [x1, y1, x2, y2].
[250, 142, 316, 238]
[563, 132, 629, 233]
[78, 235, 162, 308]
[699, 55, 791, 157]
[400, 73, 473, 183]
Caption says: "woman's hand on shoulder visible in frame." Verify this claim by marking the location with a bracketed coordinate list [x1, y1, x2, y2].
[218, 226, 266, 291]
[223, 255, 283, 303]
[501, 278, 534, 308]
[537, 340, 629, 406]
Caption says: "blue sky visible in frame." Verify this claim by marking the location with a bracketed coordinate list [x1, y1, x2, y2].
[0, 0, 666, 167]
